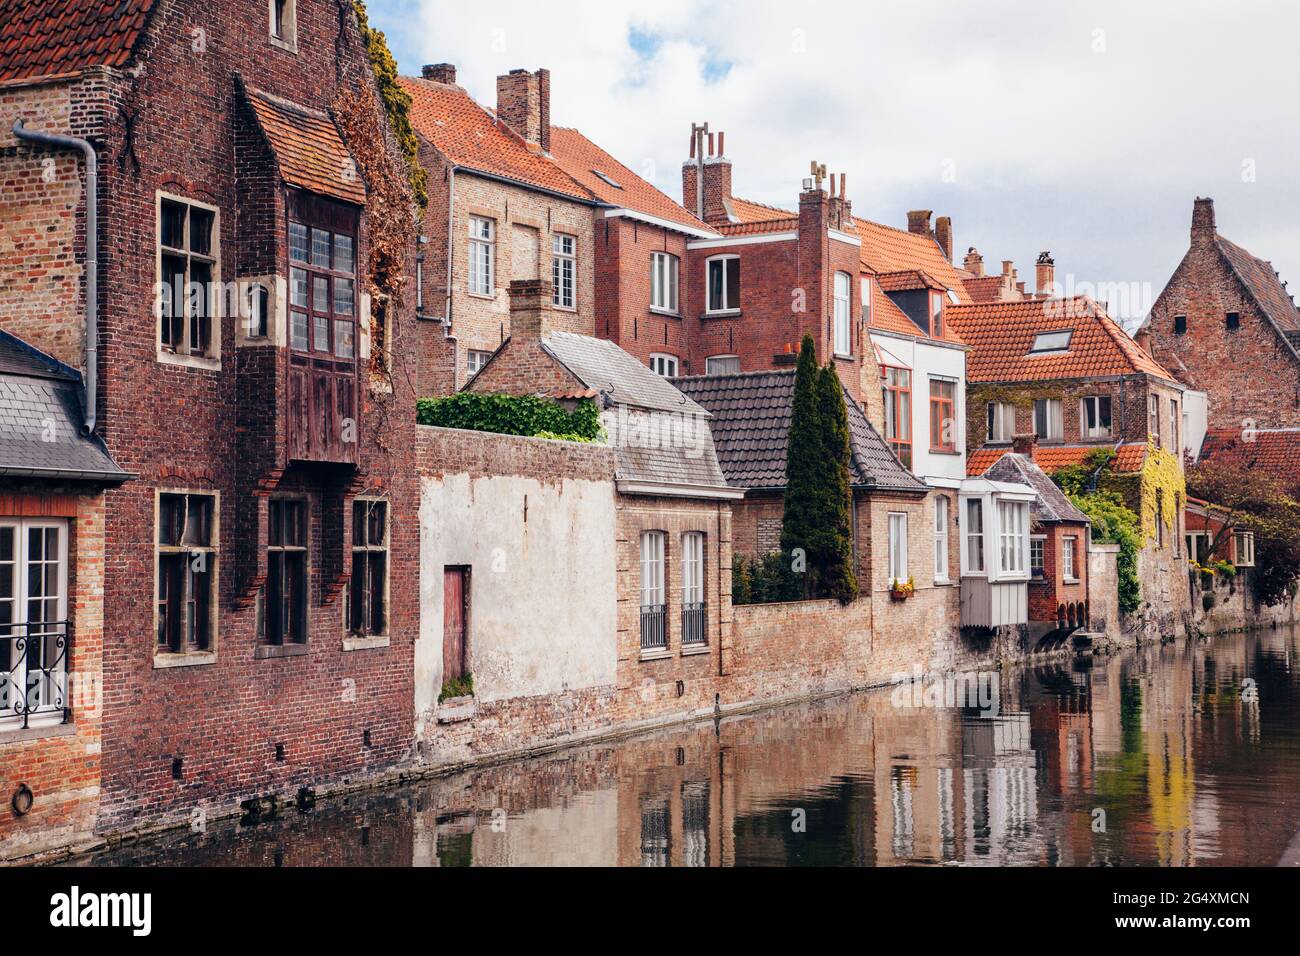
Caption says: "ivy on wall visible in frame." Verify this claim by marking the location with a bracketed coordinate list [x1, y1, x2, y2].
[1138, 441, 1186, 545]
[353, 0, 429, 212]
[417, 393, 604, 443]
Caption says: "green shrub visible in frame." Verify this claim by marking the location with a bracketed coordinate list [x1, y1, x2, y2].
[417, 393, 604, 442]
[732, 551, 803, 605]
[1068, 489, 1142, 614]
[439, 673, 473, 703]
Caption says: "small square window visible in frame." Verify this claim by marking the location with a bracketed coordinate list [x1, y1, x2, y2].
[1173, 315, 1187, 335]
[1225, 311, 1240, 331]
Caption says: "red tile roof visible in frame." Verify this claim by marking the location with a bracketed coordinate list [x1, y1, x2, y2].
[244, 88, 366, 206]
[716, 217, 799, 236]
[729, 196, 797, 224]
[963, 274, 1011, 304]
[0, 0, 155, 82]
[401, 77, 594, 202]
[875, 269, 946, 293]
[1199, 427, 1300, 489]
[967, 442, 1147, 477]
[947, 296, 1176, 383]
[549, 127, 711, 232]
[855, 217, 974, 304]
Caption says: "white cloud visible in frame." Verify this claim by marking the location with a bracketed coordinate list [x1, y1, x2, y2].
[375, 0, 1300, 321]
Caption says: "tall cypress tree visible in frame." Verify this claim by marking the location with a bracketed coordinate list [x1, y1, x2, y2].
[781, 335, 825, 597]
[816, 362, 859, 604]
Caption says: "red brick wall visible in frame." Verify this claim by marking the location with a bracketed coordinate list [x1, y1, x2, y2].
[1028, 522, 1089, 624]
[595, 216, 693, 370]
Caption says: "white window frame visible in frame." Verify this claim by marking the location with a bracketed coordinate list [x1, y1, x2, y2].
[0, 519, 69, 727]
[1234, 531, 1255, 567]
[705, 355, 740, 375]
[468, 216, 495, 297]
[1080, 396, 1113, 440]
[987, 401, 1016, 443]
[1030, 534, 1046, 578]
[964, 498, 986, 575]
[861, 276, 872, 325]
[1148, 394, 1161, 443]
[466, 349, 492, 378]
[156, 191, 221, 369]
[1029, 329, 1072, 353]
[551, 233, 576, 309]
[640, 531, 666, 608]
[933, 496, 949, 584]
[705, 255, 740, 314]
[997, 500, 1029, 576]
[1033, 398, 1063, 442]
[888, 512, 908, 585]
[1170, 398, 1180, 454]
[833, 271, 852, 356]
[269, 0, 298, 53]
[651, 251, 680, 315]
[681, 532, 704, 605]
[649, 353, 679, 377]
[1062, 535, 1078, 581]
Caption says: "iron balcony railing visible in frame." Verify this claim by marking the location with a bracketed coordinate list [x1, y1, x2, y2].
[640, 604, 667, 651]
[0, 621, 72, 729]
[681, 602, 707, 646]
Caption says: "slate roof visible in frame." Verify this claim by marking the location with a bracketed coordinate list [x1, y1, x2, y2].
[401, 77, 595, 202]
[542, 331, 708, 416]
[0, 330, 128, 482]
[947, 295, 1177, 383]
[967, 442, 1148, 477]
[549, 127, 712, 232]
[0, 0, 155, 83]
[981, 452, 1090, 525]
[243, 86, 367, 206]
[672, 369, 928, 494]
[1199, 427, 1300, 490]
[1214, 235, 1300, 358]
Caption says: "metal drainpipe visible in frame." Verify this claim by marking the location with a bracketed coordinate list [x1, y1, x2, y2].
[13, 120, 97, 434]
[444, 165, 459, 385]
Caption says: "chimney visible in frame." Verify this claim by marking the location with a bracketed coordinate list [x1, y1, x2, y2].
[934, 216, 953, 262]
[496, 68, 550, 152]
[1035, 251, 1056, 297]
[964, 247, 984, 277]
[422, 63, 456, 84]
[508, 279, 551, 342]
[1134, 325, 1153, 356]
[1191, 196, 1216, 245]
[907, 209, 932, 236]
[1012, 433, 1037, 460]
[683, 124, 731, 225]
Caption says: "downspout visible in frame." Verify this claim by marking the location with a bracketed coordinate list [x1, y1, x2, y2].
[445, 165, 459, 385]
[13, 120, 97, 434]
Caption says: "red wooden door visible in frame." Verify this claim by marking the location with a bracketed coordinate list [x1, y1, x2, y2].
[443, 568, 467, 681]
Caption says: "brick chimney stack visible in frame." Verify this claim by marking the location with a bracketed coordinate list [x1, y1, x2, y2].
[1035, 251, 1056, 297]
[496, 68, 550, 152]
[1191, 196, 1216, 245]
[422, 63, 456, 84]
[907, 209, 932, 236]
[964, 247, 984, 277]
[682, 124, 732, 225]
[934, 216, 953, 262]
[508, 279, 552, 341]
[1012, 433, 1038, 460]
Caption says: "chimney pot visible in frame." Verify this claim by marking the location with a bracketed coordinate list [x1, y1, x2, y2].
[1012, 433, 1038, 459]
[1035, 251, 1055, 297]
[907, 209, 933, 236]
[934, 216, 953, 262]
[1192, 196, 1216, 244]
[964, 247, 984, 277]
[422, 63, 457, 84]
[496, 68, 550, 152]
[507, 279, 552, 341]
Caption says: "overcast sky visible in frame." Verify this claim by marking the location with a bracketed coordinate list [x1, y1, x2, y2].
[369, 0, 1300, 326]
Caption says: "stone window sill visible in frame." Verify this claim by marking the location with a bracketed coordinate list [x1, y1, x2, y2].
[0, 719, 77, 744]
[153, 650, 218, 670]
[649, 307, 681, 319]
[254, 643, 309, 660]
[343, 634, 390, 652]
[157, 350, 221, 372]
[681, 644, 710, 656]
[467, 291, 497, 302]
[701, 309, 741, 320]
[639, 648, 672, 662]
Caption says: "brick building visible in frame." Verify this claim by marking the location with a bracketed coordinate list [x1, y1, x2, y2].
[1140, 197, 1300, 430]
[401, 65, 607, 395]
[948, 295, 1192, 633]
[0, 0, 422, 838]
[0, 332, 128, 860]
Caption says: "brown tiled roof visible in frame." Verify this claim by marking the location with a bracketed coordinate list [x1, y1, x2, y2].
[1215, 235, 1300, 350]
[964, 274, 1010, 303]
[855, 216, 974, 304]
[947, 296, 1176, 383]
[716, 217, 799, 236]
[1199, 427, 1300, 490]
[0, 0, 155, 82]
[875, 269, 946, 293]
[244, 87, 366, 205]
[549, 127, 710, 232]
[982, 452, 1090, 525]
[672, 369, 927, 494]
[967, 442, 1147, 477]
[400, 77, 594, 202]
[729, 196, 797, 224]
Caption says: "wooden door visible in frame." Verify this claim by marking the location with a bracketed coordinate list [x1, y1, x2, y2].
[443, 567, 467, 681]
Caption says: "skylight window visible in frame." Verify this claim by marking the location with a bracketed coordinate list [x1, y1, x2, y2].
[592, 170, 622, 189]
[1028, 330, 1072, 354]
[946, 288, 960, 305]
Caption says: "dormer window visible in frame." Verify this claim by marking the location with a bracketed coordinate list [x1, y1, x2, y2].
[1029, 329, 1072, 354]
[931, 292, 944, 338]
[270, 0, 297, 52]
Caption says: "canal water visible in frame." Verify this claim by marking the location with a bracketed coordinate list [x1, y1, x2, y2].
[77, 625, 1300, 866]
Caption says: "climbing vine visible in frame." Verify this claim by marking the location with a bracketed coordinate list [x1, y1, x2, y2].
[1138, 441, 1186, 545]
[352, 0, 429, 212]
